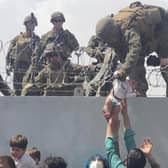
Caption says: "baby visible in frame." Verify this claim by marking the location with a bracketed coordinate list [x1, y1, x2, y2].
[102, 76, 137, 121]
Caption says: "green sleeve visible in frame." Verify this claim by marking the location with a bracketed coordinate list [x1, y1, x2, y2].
[65, 30, 79, 51]
[105, 136, 126, 168]
[124, 128, 136, 152]
[6, 35, 19, 65]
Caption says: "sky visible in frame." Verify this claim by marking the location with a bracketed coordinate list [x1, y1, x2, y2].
[0, 0, 167, 96]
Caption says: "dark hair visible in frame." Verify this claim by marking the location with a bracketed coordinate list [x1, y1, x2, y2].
[0, 155, 16, 168]
[84, 153, 108, 168]
[9, 134, 28, 149]
[127, 148, 146, 168]
[44, 156, 67, 168]
[27, 147, 41, 162]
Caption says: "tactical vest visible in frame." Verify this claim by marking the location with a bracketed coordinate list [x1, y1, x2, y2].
[113, 6, 162, 33]
[15, 33, 39, 63]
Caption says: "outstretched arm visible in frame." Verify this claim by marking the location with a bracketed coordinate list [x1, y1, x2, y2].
[140, 138, 160, 168]
[105, 117, 125, 168]
[121, 99, 136, 152]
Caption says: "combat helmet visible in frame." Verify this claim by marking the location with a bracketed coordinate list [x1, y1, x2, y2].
[23, 12, 38, 26]
[50, 12, 65, 23]
[96, 16, 121, 45]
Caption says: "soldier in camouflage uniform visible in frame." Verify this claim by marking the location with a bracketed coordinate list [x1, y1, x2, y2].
[22, 43, 87, 96]
[0, 75, 14, 96]
[6, 13, 40, 95]
[23, 11, 79, 86]
[86, 1, 168, 96]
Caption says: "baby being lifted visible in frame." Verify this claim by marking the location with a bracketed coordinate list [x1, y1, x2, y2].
[102, 74, 138, 121]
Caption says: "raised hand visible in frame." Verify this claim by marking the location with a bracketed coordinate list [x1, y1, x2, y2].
[140, 138, 153, 156]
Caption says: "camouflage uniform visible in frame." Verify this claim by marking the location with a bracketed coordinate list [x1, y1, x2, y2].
[6, 13, 40, 95]
[22, 43, 85, 96]
[23, 12, 79, 85]
[93, 3, 168, 96]
[85, 35, 109, 63]
[0, 75, 14, 96]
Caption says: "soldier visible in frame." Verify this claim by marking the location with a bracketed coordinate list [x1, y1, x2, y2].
[87, 2, 168, 97]
[22, 43, 85, 96]
[23, 11, 79, 85]
[6, 13, 40, 95]
[0, 75, 14, 96]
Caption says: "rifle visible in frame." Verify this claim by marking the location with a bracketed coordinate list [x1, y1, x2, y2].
[29, 30, 65, 83]
[38, 30, 65, 66]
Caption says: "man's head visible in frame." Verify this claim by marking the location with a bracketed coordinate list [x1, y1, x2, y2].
[23, 13, 38, 31]
[124, 148, 146, 168]
[43, 43, 64, 66]
[87, 154, 108, 168]
[0, 155, 16, 168]
[27, 147, 41, 165]
[9, 134, 28, 160]
[44, 156, 67, 168]
[50, 12, 65, 30]
[96, 16, 121, 46]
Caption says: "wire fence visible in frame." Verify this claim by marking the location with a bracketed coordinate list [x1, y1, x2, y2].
[0, 39, 167, 96]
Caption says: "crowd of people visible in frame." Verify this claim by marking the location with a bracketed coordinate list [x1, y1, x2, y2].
[0, 1, 167, 96]
[0, 79, 161, 168]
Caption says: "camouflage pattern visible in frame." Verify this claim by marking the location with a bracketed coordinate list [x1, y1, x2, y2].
[0, 75, 14, 96]
[22, 61, 86, 96]
[38, 29, 79, 60]
[85, 47, 118, 96]
[23, 28, 79, 84]
[91, 4, 168, 96]
[22, 42, 84, 96]
[85, 35, 109, 63]
[6, 32, 40, 95]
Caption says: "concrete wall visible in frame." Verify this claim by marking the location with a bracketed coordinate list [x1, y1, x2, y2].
[0, 97, 167, 167]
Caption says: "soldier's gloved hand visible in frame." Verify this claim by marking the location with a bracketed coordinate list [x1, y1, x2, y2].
[114, 69, 127, 81]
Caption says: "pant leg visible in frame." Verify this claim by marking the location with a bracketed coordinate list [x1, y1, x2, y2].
[0, 75, 14, 96]
[129, 65, 148, 97]
[13, 61, 29, 95]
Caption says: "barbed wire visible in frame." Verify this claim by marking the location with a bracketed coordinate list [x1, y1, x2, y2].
[0, 39, 167, 96]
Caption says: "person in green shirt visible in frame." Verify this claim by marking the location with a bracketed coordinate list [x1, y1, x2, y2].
[104, 99, 160, 168]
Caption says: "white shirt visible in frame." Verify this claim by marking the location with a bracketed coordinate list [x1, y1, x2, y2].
[15, 153, 37, 168]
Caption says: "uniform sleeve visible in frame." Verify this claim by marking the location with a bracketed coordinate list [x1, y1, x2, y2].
[85, 35, 99, 57]
[123, 28, 141, 74]
[65, 30, 79, 51]
[6, 35, 19, 65]
[124, 128, 136, 152]
[105, 136, 126, 168]
[35, 69, 47, 86]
